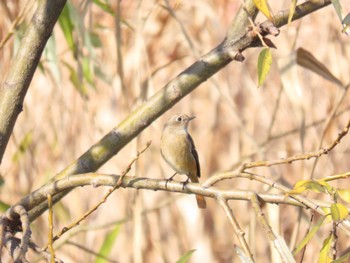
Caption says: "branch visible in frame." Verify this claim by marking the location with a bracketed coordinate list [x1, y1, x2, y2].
[217, 197, 254, 261]
[13, 0, 332, 219]
[9, 173, 343, 222]
[0, 0, 67, 164]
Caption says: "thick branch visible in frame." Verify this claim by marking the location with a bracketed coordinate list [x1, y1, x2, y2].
[14, 0, 332, 219]
[11, 173, 341, 222]
[0, 0, 67, 164]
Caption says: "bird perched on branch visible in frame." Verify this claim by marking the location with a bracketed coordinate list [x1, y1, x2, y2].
[160, 114, 206, 209]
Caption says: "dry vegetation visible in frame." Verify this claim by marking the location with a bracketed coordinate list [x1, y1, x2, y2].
[1, 0, 350, 262]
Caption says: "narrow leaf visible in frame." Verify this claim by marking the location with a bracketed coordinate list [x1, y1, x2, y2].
[318, 235, 333, 263]
[176, 249, 196, 263]
[338, 189, 350, 203]
[333, 250, 350, 263]
[288, 0, 298, 25]
[12, 131, 33, 162]
[95, 224, 121, 263]
[58, 4, 75, 53]
[331, 0, 343, 21]
[253, 0, 273, 21]
[257, 48, 272, 88]
[293, 215, 326, 255]
[330, 203, 349, 221]
[62, 61, 88, 97]
[94, 0, 115, 15]
[289, 180, 327, 195]
[296, 48, 343, 87]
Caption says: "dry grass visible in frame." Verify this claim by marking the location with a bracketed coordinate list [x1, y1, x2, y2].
[1, 0, 350, 262]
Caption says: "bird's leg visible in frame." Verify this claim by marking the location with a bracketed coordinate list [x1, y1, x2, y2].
[165, 172, 177, 188]
[167, 172, 177, 181]
[182, 178, 190, 191]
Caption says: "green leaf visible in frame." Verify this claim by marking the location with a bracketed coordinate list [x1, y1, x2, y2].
[318, 235, 333, 263]
[330, 203, 349, 221]
[338, 189, 350, 203]
[257, 48, 272, 88]
[93, 0, 115, 15]
[82, 56, 94, 86]
[253, 0, 273, 21]
[176, 249, 196, 263]
[293, 215, 326, 255]
[0, 174, 4, 187]
[12, 131, 33, 162]
[58, 3, 75, 53]
[95, 224, 121, 263]
[0, 200, 10, 212]
[90, 31, 103, 48]
[62, 61, 88, 97]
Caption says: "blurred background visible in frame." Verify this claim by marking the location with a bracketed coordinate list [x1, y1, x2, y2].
[1, 0, 350, 262]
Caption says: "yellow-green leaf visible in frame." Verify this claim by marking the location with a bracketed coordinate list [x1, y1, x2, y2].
[257, 48, 272, 87]
[322, 207, 333, 223]
[95, 224, 121, 263]
[293, 215, 326, 255]
[317, 180, 333, 193]
[338, 189, 350, 203]
[176, 249, 196, 263]
[330, 203, 349, 221]
[318, 235, 333, 263]
[288, 0, 297, 25]
[289, 180, 327, 195]
[333, 250, 350, 263]
[253, 0, 273, 21]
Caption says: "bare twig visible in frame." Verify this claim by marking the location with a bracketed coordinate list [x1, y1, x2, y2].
[43, 141, 151, 248]
[309, 83, 350, 178]
[217, 197, 254, 262]
[250, 194, 295, 263]
[241, 119, 350, 170]
[47, 194, 55, 262]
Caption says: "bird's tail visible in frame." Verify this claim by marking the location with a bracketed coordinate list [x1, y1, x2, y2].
[196, 194, 207, 209]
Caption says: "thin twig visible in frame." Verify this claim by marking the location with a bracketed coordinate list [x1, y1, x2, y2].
[309, 83, 350, 178]
[47, 194, 55, 263]
[44, 141, 151, 249]
[241, 119, 350, 170]
[217, 196, 254, 262]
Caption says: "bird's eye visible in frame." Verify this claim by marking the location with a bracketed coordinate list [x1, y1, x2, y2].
[176, 116, 183, 122]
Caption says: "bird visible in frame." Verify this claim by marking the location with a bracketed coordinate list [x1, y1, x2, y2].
[160, 114, 206, 209]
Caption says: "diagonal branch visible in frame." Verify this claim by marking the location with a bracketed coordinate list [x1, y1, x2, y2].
[0, 0, 67, 164]
[9, 0, 333, 220]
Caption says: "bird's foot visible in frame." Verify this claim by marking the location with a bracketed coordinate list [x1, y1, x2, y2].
[182, 178, 190, 191]
[165, 172, 177, 188]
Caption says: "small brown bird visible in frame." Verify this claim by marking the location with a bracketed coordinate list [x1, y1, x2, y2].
[160, 114, 206, 209]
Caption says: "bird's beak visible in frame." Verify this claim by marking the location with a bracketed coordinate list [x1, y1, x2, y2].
[188, 116, 196, 121]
